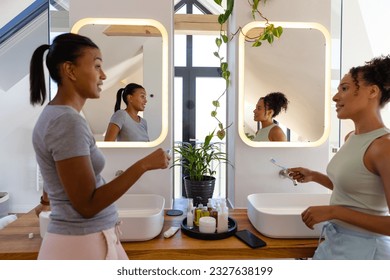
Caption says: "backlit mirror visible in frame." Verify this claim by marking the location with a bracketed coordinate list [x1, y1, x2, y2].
[238, 22, 331, 147]
[71, 18, 168, 148]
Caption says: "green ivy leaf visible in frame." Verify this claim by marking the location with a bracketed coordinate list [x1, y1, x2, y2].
[259, 32, 267, 41]
[222, 70, 230, 81]
[214, 0, 222, 6]
[211, 111, 217, 117]
[276, 26, 283, 37]
[225, 0, 234, 19]
[212, 100, 220, 107]
[252, 40, 262, 47]
[222, 34, 229, 43]
[216, 37, 222, 47]
[213, 51, 220, 58]
[221, 62, 228, 72]
[267, 34, 274, 44]
[217, 129, 226, 140]
[272, 26, 283, 37]
[218, 14, 225, 25]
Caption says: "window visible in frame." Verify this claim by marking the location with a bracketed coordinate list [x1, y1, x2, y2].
[173, 0, 227, 199]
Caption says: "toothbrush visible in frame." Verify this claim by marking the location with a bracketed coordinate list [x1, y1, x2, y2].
[270, 158, 287, 170]
[270, 158, 298, 186]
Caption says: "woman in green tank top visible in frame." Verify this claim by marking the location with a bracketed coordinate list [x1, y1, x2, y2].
[288, 55, 390, 259]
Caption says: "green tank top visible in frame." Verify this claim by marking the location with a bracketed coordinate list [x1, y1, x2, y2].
[253, 124, 276, 141]
[327, 127, 390, 215]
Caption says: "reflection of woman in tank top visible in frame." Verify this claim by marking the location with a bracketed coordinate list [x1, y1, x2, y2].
[104, 83, 149, 141]
[252, 92, 289, 141]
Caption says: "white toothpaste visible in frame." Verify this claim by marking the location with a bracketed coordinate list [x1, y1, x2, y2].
[163, 226, 180, 238]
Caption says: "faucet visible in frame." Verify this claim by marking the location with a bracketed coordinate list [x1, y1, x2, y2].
[279, 169, 298, 186]
[270, 158, 297, 186]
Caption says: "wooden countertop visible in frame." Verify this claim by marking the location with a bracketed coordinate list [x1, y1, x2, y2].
[0, 208, 318, 260]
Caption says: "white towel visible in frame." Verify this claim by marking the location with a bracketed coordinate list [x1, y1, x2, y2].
[0, 214, 17, 229]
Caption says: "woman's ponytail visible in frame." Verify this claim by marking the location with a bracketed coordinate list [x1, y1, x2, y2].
[29, 44, 50, 106]
[114, 88, 124, 112]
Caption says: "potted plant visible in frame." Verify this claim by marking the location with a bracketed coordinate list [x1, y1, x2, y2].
[172, 130, 230, 206]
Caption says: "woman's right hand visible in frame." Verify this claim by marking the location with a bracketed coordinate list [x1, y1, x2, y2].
[287, 167, 314, 183]
[140, 148, 171, 171]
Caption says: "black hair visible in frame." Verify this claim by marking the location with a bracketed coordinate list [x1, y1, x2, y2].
[114, 83, 144, 112]
[261, 92, 289, 118]
[349, 54, 390, 107]
[29, 33, 99, 106]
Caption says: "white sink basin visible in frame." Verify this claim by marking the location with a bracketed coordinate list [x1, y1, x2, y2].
[39, 194, 165, 241]
[116, 194, 165, 241]
[247, 193, 331, 238]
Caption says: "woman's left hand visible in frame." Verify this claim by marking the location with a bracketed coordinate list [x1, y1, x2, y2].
[34, 204, 51, 217]
[301, 205, 334, 229]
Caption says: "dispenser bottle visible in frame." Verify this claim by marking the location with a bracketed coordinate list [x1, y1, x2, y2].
[194, 203, 203, 226]
[186, 198, 194, 228]
[217, 200, 229, 233]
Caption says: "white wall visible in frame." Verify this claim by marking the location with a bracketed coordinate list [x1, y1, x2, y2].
[0, 0, 35, 28]
[0, 79, 45, 213]
[228, 0, 333, 208]
[0, 13, 48, 213]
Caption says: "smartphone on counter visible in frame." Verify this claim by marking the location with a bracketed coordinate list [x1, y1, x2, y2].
[235, 229, 267, 248]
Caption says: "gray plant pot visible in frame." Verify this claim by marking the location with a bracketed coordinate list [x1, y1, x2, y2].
[183, 176, 216, 206]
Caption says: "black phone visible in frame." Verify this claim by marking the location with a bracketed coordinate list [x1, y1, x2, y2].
[235, 230, 267, 248]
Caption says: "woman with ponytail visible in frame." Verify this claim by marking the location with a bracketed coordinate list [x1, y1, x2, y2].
[289, 55, 390, 259]
[104, 83, 149, 141]
[30, 33, 170, 259]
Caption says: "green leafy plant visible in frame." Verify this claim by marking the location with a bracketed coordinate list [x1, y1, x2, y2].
[212, 0, 283, 140]
[172, 131, 230, 181]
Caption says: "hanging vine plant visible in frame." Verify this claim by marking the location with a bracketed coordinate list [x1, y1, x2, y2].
[211, 0, 283, 140]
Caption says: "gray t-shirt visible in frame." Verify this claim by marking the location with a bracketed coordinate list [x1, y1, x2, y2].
[32, 105, 117, 235]
[109, 110, 149, 141]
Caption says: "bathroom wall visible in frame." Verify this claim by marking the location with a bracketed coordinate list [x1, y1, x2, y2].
[69, 0, 175, 208]
[227, 0, 333, 208]
[0, 0, 35, 28]
[0, 10, 48, 213]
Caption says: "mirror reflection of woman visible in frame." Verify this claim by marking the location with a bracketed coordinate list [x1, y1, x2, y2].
[253, 92, 289, 141]
[104, 83, 149, 141]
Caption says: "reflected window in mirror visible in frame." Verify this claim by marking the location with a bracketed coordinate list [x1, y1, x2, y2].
[238, 22, 331, 147]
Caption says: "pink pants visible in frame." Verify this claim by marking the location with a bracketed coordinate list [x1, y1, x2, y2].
[38, 225, 128, 260]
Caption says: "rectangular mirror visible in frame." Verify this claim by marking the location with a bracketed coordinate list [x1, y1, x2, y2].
[71, 18, 168, 148]
[238, 21, 331, 147]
